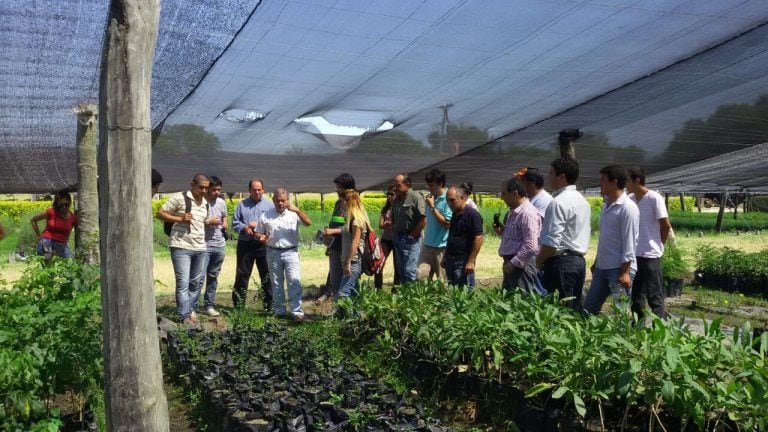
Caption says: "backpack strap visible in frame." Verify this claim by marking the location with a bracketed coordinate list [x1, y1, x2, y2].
[183, 193, 192, 213]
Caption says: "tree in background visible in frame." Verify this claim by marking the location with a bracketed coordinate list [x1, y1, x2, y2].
[154, 124, 221, 155]
[659, 95, 768, 166]
[348, 130, 434, 155]
[550, 131, 646, 163]
[428, 124, 491, 156]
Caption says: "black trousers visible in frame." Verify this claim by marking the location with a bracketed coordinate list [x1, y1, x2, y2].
[541, 255, 586, 312]
[631, 257, 666, 319]
[233, 240, 271, 308]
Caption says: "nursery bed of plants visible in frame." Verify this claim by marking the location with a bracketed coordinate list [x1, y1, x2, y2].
[0, 258, 103, 431]
[166, 313, 454, 432]
[695, 245, 768, 297]
[339, 282, 768, 431]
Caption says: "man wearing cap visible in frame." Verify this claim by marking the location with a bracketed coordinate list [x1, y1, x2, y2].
[535, 157, 591, 311]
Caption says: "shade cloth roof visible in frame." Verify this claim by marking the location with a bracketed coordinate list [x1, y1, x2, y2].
[2, 0, 768, 193]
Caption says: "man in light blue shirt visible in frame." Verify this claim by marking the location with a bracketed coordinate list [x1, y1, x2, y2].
[231, 178, 275, 309]
[536, 157, 591, 311]
[584, 165, 639, 315]
[417, 169, 452, 282]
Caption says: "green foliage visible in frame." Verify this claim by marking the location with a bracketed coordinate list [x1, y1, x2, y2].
[342, 282, 768, 429]
[661, 241, 690, 280]
[668, 210, 768, 232]
[0, 257, 102, 430]
[154, 124, 221, 155]
[696, 245, 768, 280]
[661, 95, 768, 166]
[349, 130, 435, 155]
[0, 201, 49, 223]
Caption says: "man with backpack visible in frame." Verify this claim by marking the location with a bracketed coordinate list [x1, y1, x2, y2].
[156, 174, 211, 325]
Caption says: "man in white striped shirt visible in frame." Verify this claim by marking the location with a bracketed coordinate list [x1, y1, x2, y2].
[583, 165, 639, 316]
[536, 157, 591, 311]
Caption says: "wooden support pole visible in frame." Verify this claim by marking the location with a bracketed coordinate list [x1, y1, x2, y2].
[679, 193, 686, 212]
[696, 194, 702, 213]
[715, 192, 727, 233]
[75, 103, 100, 264]
[320, 193, 325, 213]
[98, 0, 169, 430]
[664, 193, 669, 209]
[733, 194, 738, 220]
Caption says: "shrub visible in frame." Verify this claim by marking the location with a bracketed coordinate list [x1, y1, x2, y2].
[0, 258, 102, 430]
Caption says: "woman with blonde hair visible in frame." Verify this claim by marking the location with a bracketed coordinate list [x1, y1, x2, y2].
[338, 189, 371, 304]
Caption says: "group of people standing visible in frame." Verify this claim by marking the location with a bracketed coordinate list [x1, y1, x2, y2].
[154, 154, 673, 325]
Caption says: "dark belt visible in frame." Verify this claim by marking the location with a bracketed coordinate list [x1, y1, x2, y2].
[558, 250, 584, 257]
[268, 245, 297, 251]
[502, 254, 516, 261]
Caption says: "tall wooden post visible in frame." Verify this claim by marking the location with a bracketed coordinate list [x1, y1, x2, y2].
[98, 0, 169, 430]
[75, 104, 100, 264]
[679, 193, 687, 212]
[715, 192, 727, 233]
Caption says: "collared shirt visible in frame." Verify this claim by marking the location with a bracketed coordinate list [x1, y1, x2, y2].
[232, 197, 275, 243]
[529, 189, 553, 219]
[629, 189, 668, 258]
[423, 191, 452, 248]
[162, 191, 208, 251]
[446, 206, 484, 261]
[392, 189, 426, 234]
[596, 193, 639, 271]
[205, 197, 228, 248]
[540, 185, 591, 254]
[498, 200, 541, 268]
[259, 208, 301, 249]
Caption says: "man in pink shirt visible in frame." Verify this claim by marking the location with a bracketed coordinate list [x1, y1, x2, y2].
[495, 177, 542, 294]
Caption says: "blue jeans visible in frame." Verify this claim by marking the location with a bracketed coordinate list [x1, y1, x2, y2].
[445, 257, 475, 288]
[541, 255, 586, 312]
[170, 247, 206, 320]
[202, 246, 225, 309]
[584, 267, 636, 316]
[37, 238, 73, 259]
[328, 248, 343, 298]
[338, 260, 363, 298]
[393, 232, 421, 283]
[267, 248, 303, 317]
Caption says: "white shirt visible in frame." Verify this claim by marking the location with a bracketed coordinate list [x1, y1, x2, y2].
[596, 193, 639, 270]
[259, 208, 301, 249]
[629, 189, 668, 258]
[529, 189, 553, 219]
[540, 185, 591, 254]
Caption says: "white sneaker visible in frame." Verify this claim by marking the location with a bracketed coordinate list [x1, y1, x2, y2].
[190, 311, 198, 323]
[204, 307, 220, 317]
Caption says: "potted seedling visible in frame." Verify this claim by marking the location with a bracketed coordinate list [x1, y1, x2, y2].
[662, 241, 689, 297]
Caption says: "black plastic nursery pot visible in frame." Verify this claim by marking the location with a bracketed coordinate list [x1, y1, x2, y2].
[165, 324, 456, 432]
[665, 278, 684, 297]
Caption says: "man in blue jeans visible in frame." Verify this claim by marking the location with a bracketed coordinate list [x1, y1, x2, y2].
[391, 172, 427, 284]
[443, 185, 484, 288]
[157, 174, 210, 325]
[583, 165, 639, 315]
[536, 157, 591, 311]
[201, 176, 227, 317]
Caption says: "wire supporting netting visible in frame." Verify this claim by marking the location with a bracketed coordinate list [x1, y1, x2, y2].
[2, 0, 768, 193]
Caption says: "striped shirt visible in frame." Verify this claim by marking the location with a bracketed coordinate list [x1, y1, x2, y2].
[596, 193, 639, 271]
[498, 200, 541, 268]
